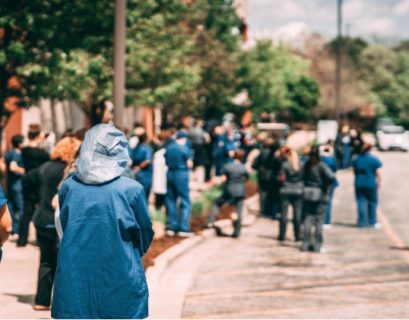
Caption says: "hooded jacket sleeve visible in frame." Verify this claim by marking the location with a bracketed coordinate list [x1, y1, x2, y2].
[132, 188, 154, 257]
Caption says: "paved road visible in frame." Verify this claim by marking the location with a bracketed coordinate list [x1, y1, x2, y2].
[181, 152, 409, 318]
[376, 151, 409, 246]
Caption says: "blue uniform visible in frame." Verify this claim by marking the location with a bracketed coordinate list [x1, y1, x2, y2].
[131, 143, 153, 198]
[321, 155, 339, 225]
[5, 149, 24, 234]
[352, 152, 382, 227]
[164, 140, 192, 232]
[52, 124, 154, 319]
[0, 185, 8, 262]
[213, 133, 235, 176]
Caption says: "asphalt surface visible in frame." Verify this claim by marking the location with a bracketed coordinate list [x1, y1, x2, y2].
[181, 151, 409, 319]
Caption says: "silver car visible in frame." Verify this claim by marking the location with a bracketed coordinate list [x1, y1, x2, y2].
[376, 125, 409, 151]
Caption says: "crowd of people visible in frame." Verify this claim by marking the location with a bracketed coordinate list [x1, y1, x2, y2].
[0, 118, 383, 317]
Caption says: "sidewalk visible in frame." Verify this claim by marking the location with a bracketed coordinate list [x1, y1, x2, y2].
[171, 170, 409, 318]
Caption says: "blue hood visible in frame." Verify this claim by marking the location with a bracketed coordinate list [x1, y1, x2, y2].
[76, 124, 130, 184]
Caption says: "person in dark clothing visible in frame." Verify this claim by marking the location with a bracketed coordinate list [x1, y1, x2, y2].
[302, 147, 334, 253]
[278, 148, 304, 242]
[5, 134, 25, 236]
[352, 143, 382, 228]
[18, 125, 50, 247]
[320, 144, 339, 227]
[26, 137, 81, 310]
[252, 138, 279, 218]
[189, 119, 210, 190]
[335, 125, 353, 169]
[213, 126, 235, 177]
[206, 150, 249, 238]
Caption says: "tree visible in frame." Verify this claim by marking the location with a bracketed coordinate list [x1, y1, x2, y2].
[0, 0, 114, 129]
[239, 40, 320, 119]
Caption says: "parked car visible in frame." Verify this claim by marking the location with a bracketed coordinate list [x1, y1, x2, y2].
[256, 122, 289, 146]
[317, 120, 338, 145]
[374, 117, 395, 132]
[376, 125, 409, 151]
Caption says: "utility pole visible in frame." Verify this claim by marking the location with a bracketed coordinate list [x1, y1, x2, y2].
[335, 0, 343, 124]
[113, 0, 126, 128]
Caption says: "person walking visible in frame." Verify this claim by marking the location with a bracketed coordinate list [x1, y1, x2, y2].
[165, 130, 193, 237]
[335, 125, 353, 169]
[18, 124, 50, 247]
[302, 147, 334, 253]
[131, 132, 153, 198]
[352, 143, 382, 228]
[52, 124, 154, 319]
[0, 186, 11, 262]
[278, 148, 303, 242]
[206, 150, 249, 238]
[5, 134, 25, 237]
[25, 137, 81, 311]
[320, 144, 339, 227]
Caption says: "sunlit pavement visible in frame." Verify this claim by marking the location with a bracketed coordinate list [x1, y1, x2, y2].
[180, 151, 409, 319]
[1, 151, 409, 318]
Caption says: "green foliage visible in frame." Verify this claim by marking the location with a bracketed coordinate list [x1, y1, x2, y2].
[358, 45, 409, 123]
[327, 36, 368, 65]
[191, 184, 223, 217]
[240, 40, 320, 119]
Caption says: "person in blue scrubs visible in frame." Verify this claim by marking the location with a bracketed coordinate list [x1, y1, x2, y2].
[0, 186, 11, 262]
[52, 124, 154, 319]
[5, 134, 25, 235]
[352, 143, 382, 228]
[165, 130, 193, 237]
[335, 126, 353, 169]
[131, 132, 153, 198]
[213, 126, 235, 177]
[320, 144, 339, 227]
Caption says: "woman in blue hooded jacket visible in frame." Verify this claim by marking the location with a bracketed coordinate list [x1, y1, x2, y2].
[52, 124, 154, 319]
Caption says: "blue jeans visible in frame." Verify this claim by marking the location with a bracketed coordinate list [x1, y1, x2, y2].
[355, 186, 378, 227]
[165, 170, 191, 232]
[341, 145, 352, 169]
[9, 180, 24, 234]
[324, 187, 335, 225]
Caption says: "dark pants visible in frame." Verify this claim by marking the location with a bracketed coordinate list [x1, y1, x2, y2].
[8, 181, 24, 234]
[18, 194, 37, 246]
[207, 192, 244, 237]
[324, 187, 335, 225]
[302, 201, 326, 252]
[279, 195, 303, 241]
[155, 193, 166, 211]
[165, 170, 191, 232]
[35, 227, 58, 306]
[355, 186, 378, 227]
[259, 186, 280, 219]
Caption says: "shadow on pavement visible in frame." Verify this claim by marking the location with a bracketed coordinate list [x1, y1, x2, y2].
[3, 293, 35, 305]
[332, 222, 358, 228]
[390, 246, 409, 251]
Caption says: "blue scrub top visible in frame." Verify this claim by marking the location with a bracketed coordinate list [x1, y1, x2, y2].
[321, 155, 339, 188]
[0, 185, 8, 206]
[131, 143, 153, 172]
[165, 140, 192, 171]
[214, 134, 235, 161]
[352, 152, 382, 188]
[52, 176, 154, 319]
[5, 149, 23, 185]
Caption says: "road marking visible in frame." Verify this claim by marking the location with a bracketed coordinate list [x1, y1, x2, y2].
[378, 207, 409, 264]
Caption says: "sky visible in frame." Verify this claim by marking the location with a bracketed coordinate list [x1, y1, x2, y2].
[248, 0, 409, 40]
